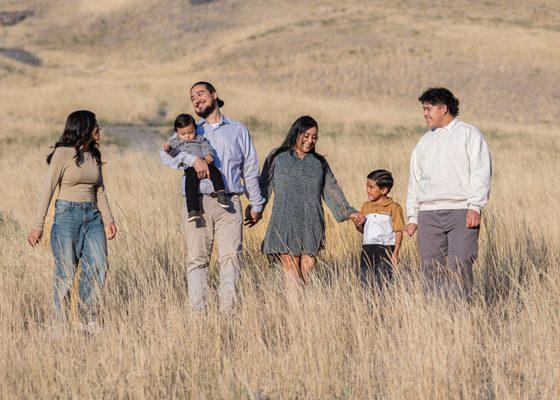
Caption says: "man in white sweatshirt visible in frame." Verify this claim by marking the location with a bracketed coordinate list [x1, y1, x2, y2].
[406, 87, 492, 300]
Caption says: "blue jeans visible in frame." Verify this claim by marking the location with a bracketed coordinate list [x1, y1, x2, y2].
[50, 200, 107, 322]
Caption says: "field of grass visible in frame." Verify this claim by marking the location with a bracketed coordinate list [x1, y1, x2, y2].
[1, 0, 559, 398]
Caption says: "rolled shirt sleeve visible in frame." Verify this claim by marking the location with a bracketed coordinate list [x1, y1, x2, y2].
[240, 126, 265, 212]
[322, 162, 357, 222]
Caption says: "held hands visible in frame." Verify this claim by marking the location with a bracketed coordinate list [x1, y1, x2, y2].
[466, 209, 481, 228]
[204, 155, 214, 164]
[349, 212, 366, 227]
[27, 227, 43, 247]
[243, 205, 262, 227]
[105, 222, 117, 240]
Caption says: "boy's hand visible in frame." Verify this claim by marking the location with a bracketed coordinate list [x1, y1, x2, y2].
[163, 143, 171, 152]
[391, 253, 400, 266]
[204, 155, 214, 164]
[349, 212, 366, 227]
[405, 223, 417, 236]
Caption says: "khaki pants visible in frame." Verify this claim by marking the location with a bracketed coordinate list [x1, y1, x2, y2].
[418, 209, 479, 301]
[182, 194, 243, 312]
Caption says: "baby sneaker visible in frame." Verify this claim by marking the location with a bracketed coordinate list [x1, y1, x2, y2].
[187, 210, 200, 222]
[217, 192, 229, 209]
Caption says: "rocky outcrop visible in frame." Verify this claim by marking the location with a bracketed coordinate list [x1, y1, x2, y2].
[0, 48, 41, 66]
[0, 10, 33, 26]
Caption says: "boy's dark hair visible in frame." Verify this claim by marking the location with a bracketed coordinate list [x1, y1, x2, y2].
[418, 87, 460, 117]
[191, 81, 225, 108]
[367, 169, 394, 192]
[174, 113, 196, 131]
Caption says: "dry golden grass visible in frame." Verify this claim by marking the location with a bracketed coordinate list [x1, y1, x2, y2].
[1, 0, 559, 398]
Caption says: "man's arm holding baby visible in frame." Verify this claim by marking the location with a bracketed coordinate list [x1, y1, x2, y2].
[160, 141, 209, 179]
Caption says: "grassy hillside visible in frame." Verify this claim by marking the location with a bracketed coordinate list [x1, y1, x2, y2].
[1, 1, 559, 398]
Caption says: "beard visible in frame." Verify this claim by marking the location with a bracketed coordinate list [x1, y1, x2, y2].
[195, 100, 217, 119]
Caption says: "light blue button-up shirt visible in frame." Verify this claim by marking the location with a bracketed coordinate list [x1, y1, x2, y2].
[160, 114, 264, 212]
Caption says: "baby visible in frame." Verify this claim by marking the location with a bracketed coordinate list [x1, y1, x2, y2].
[163, 113, 228, 221]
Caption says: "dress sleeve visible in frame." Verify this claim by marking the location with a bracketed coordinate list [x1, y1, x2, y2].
[322, 161, 357, 222]
[32, 148, 67, 229]
[258, 150, 276, 211]
[94, 167, 114, 224]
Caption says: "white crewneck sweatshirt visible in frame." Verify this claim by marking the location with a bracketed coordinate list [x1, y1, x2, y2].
[406, 118, 492, 224]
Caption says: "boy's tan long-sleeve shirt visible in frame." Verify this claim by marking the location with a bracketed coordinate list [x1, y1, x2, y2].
[33, 146, 113, 229]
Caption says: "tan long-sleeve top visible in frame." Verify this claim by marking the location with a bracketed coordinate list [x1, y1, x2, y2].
[33, 146, 114, 229]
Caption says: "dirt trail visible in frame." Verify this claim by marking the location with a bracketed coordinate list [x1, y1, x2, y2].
[104, 124, 170, 152]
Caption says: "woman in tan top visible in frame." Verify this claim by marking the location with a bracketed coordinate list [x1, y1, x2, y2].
[27, 110, 117, 328]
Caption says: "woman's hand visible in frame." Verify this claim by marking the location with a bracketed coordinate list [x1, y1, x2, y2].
[105, 222, 117, 240]
[27, 228, 43, 247]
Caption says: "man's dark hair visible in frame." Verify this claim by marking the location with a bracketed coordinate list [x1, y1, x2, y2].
[367, 169, 394, 192]
[174, 113, 196, 130]
[191, 81, 224, 108]
[418, 87, 460, 117]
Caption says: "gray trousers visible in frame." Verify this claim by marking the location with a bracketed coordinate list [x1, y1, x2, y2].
[417, 209, 479, 301]
[182, 194, 243, 312]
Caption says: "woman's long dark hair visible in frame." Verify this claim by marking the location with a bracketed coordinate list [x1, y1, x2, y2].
[269, 115, 327, 169]
[47, 110, 102, 166]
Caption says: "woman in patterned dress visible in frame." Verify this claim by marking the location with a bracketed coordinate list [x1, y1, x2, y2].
[258, 116, 359, 287]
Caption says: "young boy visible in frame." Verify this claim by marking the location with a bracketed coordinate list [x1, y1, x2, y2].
[353, 170, 405, 289]
[163, 114, 228, 221]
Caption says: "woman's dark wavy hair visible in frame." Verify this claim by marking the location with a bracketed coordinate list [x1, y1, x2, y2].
[190, 81, 224, 108]
[269, 115, 327, 170]
[418, 87, 460, 117]
[47, 110, 101, 166]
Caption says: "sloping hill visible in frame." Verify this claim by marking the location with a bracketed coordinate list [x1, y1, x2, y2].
[1, 0, 559, 130]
